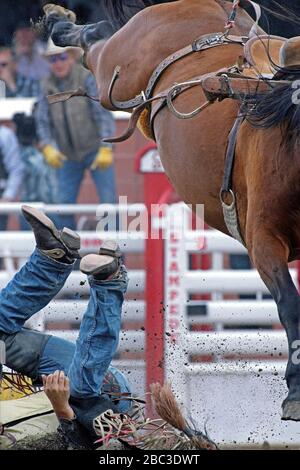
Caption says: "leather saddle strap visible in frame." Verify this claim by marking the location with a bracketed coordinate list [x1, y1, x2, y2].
[109, 33, 246, 110]
[104, 70, 224, 143]
[221, 111, 245, 193]
[145, 33, 245, 100]
[220, 107, 246, 246]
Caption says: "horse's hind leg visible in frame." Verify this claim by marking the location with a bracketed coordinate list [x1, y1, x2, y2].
[249, 228, 300, 421]
[51, 21, 113, 50]
[43, 5, 113, 51]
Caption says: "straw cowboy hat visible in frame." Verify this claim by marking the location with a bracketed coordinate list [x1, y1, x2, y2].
[280, 36, 300, 69]
[43, 37, 82, 57]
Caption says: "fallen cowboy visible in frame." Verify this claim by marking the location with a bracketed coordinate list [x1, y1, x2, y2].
[1, 377, 216, 450]
[0, 206, 216, 450]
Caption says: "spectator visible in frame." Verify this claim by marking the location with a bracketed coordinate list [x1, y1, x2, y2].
[0, 0, 42, 46]
[13, 26, 50, 81]
[13, 113, 57, 230]
[36, 39, 117, 230]
[0, 46, 40, 97]
[0, 125, 24, 230]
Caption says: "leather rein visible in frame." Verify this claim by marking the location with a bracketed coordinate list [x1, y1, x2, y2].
[103, 32, 248, 143]
[47, 32, 247, 142]
[108, 32, 247, 111]
[102, 30, 290, 144]
[100, 0, 264, 142]
[47, 0, 289, 146]
[107, 0, 262, 111]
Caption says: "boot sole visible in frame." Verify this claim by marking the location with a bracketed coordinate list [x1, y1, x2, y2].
[99, 240, 121, 258]
[61, 227, 81, 250]
[80, 254, 118, 276]
[22, 205, 80, 251]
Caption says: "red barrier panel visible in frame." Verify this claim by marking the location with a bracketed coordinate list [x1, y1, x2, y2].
[135, 144, 175, 406]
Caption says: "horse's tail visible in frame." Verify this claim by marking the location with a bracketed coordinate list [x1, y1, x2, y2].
[150, 383, 218, 450]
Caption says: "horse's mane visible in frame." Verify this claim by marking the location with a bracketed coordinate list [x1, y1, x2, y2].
[246, 76, 300, 149]
[245, 1, 300, 145]
[103, 0, 300, 31]
[257, 0, 300, 27]
[103, 0, 178, 29]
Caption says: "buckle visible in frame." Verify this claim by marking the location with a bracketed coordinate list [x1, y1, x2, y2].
[192, 33, 223, 52]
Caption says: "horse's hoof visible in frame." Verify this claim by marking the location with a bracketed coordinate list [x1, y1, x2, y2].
[282, 401, 300, 421]
[43, 3, 77, 23]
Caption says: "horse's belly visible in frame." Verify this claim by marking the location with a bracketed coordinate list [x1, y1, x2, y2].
[155, 102, 238, 234]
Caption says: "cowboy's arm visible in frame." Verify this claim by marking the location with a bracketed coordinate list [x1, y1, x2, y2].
[42, 371, 92, 450]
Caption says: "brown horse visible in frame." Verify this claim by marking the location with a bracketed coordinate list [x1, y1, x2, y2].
[42, 0, 300, 421]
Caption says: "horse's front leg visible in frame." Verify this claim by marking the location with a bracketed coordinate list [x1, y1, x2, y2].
[248, 226, 300, 421]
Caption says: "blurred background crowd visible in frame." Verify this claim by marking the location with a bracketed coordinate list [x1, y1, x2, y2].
[0, 0, 298, 233]
[0, 0, 118, 232]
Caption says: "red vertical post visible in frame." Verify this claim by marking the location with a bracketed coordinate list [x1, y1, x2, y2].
[145, 226, 164, 386]
[135, 145, 174, 412]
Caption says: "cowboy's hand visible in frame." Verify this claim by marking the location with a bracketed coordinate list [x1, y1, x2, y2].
[91, 146, 113, 170]
[42, 370, 74, 419]
[42, 145, 67, 169]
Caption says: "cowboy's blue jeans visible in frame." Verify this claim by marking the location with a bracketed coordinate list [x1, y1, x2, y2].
[0, 249, 131, 412]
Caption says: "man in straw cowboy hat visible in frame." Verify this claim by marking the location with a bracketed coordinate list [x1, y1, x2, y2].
[36, 38, 117, 230]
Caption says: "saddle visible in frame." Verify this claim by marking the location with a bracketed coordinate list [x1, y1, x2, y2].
[279, 36, 300, 69]
[243, 35, 287, 78]
[200, 35, 299, 103]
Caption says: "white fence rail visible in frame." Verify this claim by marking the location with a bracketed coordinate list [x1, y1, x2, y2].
[185, 269, 297, 294]
[189, 300, 280, 325]
[186, 330, 287, 356]
[42, 300, 145, 324]
[48, 330, 145, 353]
[42, 299, 281, 327]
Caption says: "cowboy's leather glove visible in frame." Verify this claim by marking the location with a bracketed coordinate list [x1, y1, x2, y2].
[91, 146, 113, 171]
[42, 145, 67, 169]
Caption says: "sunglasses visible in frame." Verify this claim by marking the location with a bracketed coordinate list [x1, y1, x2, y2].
[48, 52, 69, 64]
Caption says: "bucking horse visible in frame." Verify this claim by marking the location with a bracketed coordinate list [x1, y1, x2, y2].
[40, 0, 300, 421]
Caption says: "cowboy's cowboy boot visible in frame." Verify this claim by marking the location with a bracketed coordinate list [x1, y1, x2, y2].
[22, 205, 81, 264]
[80, 240, 122, 280]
